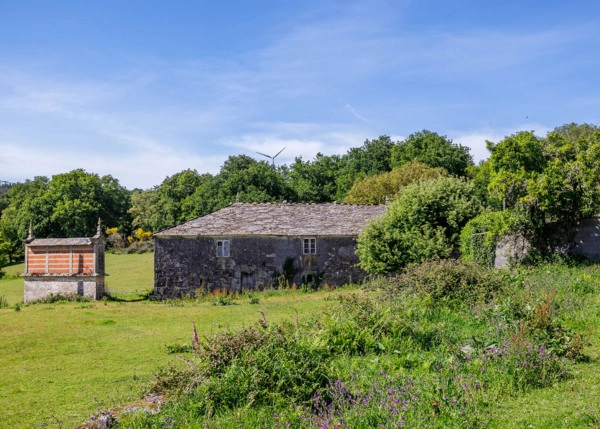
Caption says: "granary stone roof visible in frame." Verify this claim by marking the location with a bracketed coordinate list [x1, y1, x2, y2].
[156, 202, 386, 237]
[26, 237, 95, 246]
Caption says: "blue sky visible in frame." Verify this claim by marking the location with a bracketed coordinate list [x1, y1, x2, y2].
[1, 0, 599, 189]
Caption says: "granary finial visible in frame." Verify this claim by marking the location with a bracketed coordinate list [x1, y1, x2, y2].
[94, 218, 102, 237]
[25, 221, 35, 243]
[385, 195, 389, 205]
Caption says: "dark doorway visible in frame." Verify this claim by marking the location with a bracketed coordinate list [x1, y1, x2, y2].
[241, 272, 255, 291]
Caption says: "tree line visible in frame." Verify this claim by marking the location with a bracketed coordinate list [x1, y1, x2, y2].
[1, 123, 599, 271]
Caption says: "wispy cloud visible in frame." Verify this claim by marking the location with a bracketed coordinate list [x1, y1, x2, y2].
[345, 104, 368, 122]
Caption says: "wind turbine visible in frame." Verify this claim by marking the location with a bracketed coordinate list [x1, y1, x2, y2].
[256, 147, 286, 167]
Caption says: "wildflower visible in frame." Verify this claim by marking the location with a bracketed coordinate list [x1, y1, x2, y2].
[192, 322, 199, 343]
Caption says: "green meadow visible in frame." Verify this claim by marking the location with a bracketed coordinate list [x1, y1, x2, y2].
[0, 253, 348, 428]
[1, 255, 600, 428]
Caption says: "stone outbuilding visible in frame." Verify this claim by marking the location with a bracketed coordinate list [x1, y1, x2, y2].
[153, 202, 386, 299]
[23, 220, 107, 302]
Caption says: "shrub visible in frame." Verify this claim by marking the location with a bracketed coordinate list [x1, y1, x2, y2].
[0, 295, 8, 308]
[357, 177, 483, 274]
[382, 259, 506, 304]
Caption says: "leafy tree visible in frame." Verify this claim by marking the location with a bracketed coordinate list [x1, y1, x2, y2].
[45, 169, 131, 237]
[487, 125, 600, 240]
[553, 122, 600, 143]
[287, 153, 342, 203]
[343, 160, 447, 205]
[528, 128, 600, 234]
[335, 136, 396, 200]
[465, 160, 495, 209]
[391, 130, 473, 177]
[0, 177, 51, 261]
[357, 177, 482, 274]
[129, 188, 161, 232]
[0, 207, 23, 264]
[487, 131, 546, 211]
[216, 157, 294, 205]
[153, 169, 206, 230]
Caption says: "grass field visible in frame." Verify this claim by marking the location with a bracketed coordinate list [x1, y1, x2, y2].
[0, 253, 351, 428]
[2, 255, 600, 428]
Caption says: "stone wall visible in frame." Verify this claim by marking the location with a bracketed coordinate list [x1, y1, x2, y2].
[153, 235, 367, 299]
[494, 217, 600, 268]
[568, 217, 600, 260]
[24, 275, 105, 302]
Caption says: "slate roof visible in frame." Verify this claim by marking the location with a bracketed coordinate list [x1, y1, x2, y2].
[156, 202, 386, 237]
[26, 237, 95, 246]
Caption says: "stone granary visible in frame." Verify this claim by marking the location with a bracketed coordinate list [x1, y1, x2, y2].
[23, 220, 107, 302]
[153, 202, 386, 299]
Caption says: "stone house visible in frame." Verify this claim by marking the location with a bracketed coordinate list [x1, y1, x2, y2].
[23, 220, 107, 302]
[153, 202, 386, 299]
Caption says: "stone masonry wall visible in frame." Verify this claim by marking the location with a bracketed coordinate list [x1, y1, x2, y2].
[153, 235, 367, 299]
[24, 276, 105, 302]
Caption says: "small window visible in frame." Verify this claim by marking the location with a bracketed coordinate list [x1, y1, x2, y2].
[217, 240, 230, 257]
[303, 238, 316, 254]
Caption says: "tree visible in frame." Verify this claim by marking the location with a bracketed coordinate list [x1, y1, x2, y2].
[129, 188, 161, 232]
[343, 160, 447, 205]
[356, 176, 482, 274]
[153, 169, 205, 230]
[528, 128, 600, 234]
[0, 177, 51, 259]
[216, 157, 294, 205]
[45, 169, 131, 237]
[487, 131, 546, 210]
[487, 125, 600, 240]
[287, 153, 342, 203]
[335, 136, 396, 200]
[391, 130, 473, 177]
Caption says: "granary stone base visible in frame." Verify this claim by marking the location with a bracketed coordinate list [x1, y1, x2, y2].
[23, 275, 105, 302]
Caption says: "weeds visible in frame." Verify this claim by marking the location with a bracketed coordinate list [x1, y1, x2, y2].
[27, 293, 92, 305]
[110, 261, 594, 428]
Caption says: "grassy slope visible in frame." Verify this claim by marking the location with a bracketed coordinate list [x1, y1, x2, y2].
[0, 253, 348, 428]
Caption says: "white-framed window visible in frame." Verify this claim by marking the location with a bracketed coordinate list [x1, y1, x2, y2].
[303, 238, 316, 255]
[217, 240, 230, 257]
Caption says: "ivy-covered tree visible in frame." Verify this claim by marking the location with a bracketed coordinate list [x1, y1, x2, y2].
[487, 124, 600, 239]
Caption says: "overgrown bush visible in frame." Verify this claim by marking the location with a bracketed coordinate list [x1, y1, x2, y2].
[378, 259, 506, 304]
[357, 177, 483, 274]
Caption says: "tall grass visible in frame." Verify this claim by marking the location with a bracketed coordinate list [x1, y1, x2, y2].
[115, 260, 595, 428]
